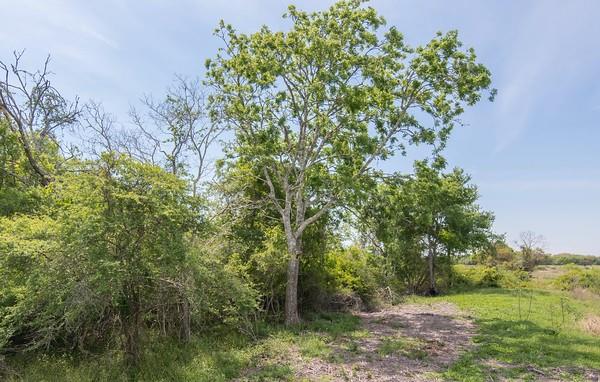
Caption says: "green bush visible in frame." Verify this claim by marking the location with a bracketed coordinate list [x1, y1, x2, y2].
[450, 265, 529, 291]
[323, 246, 382, 310]
[554, 266, 600, 294]
[0, 154, 259, 364]
[298, 246, 382, 312]
[548, 254, 600, 266]
[480, 266, 502, 287]
[187, 248, 259, 331]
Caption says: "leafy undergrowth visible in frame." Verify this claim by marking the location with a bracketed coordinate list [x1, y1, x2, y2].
[412, 288, 600, 381]
[4, 312, 360, 382]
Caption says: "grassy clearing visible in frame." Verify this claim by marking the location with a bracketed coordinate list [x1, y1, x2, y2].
[7, 331, 256, 382]
[412, 288, 600, 381]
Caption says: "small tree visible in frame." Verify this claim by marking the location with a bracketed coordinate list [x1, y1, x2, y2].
[366, 161, 494, 294]
[516, 231, 545, 271]
[207, 0, 494, 323]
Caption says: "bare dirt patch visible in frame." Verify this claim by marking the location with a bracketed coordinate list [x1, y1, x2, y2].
[357, 302, 476, 367]
[241, 302, 476, 381]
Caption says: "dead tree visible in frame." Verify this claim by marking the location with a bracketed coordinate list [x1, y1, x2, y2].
[516, 231, 546, 271]
[0, 51, 80, 185]
[130, 75, 222, 196]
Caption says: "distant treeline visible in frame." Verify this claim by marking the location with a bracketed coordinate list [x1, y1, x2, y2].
[540, 253, 600, 266]
[467, 240, 600, 270]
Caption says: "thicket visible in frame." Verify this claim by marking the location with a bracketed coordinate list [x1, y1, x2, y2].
[543, 254, 600, 266]
[469, 240, 600, 271]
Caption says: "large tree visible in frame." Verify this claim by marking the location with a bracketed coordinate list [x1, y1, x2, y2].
[206, 0, 494, 323]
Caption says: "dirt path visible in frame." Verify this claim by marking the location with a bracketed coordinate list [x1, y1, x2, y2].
[239, 302, 477, 381]
[293, 302, 476, 382]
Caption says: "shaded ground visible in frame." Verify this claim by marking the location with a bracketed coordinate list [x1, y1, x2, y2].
[239, 302, 476, 381]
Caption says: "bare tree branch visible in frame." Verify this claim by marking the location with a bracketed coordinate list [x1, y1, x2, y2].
[0, 51, 80, 185]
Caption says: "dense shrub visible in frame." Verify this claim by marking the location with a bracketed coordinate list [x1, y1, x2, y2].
[320, 246, 381, 310]
[186, 248, 259, 332]
[554, 266, 600, 295]
[243, 226, 288, 317]
[546, 254, 600, 266]
[0, 154, 259, 365]
[0, 215, 62, 352]
[450, 265, 530, 290]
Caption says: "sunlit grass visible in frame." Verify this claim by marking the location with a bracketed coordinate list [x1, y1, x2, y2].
[413, 288, 600, 381]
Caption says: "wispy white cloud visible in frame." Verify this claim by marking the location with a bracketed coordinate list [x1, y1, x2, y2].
[4, 0, 118, 50]
[491, 1, 600, 153]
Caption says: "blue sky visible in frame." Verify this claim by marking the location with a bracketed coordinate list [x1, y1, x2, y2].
[1, 0, 599, 255]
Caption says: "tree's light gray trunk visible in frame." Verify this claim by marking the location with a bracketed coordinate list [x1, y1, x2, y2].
[284, 254, 300, 325]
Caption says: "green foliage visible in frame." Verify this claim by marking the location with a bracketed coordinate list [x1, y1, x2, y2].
[207, 0, 494, 322]
[470, 240, 516, 267]
[320, 246, 380, 308]
[244, 226, 289, 316]
[546, 253, 600, 266]
[323, 247, 373, 297]
[1, 0, 501, 376]
[0, 118, 47, 215]
[554, 266, 600, 295]
[451, 265, 530, 291]
[207, 1, 494, 180]
[0, 154, 204, 362]
[0, 214, 62, 351]
[0, 187, 42, 216]
[365, 161, 494, 294]
[186, 246, 260, 329]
